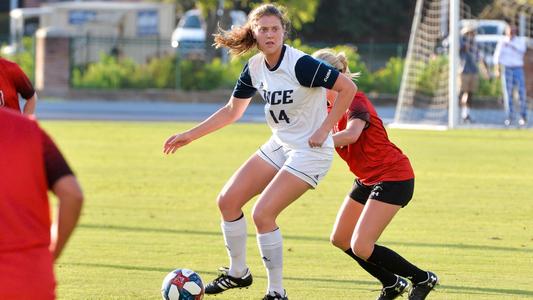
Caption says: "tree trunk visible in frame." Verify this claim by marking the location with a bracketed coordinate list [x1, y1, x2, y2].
[204, 9, 219, 62]
[205, 7, 231, 62]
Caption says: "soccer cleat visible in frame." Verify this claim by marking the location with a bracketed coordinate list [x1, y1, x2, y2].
[461, 115, 474, 124]
[408, 271, 439, 300]
[518, 118, 527, 127]
[204, 267, 253, 295]
[504, 119, 512, 127]
[262, 290, 288, 300]
[377, 276, 410, 300]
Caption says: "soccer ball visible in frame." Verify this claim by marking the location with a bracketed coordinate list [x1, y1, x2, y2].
[161, 268, 205, 300]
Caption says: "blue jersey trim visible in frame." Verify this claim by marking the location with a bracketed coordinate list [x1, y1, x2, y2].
[295, 55, 339, 89]
[266, 45, 287, 71]
[232, 63, 256, 99]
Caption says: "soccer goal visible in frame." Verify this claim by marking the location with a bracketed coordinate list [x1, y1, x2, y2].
[392, 0, 532, 129]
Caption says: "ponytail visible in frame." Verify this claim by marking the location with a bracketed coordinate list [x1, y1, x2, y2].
[213, 3, 290, 57]
[312, 48, 360, 80]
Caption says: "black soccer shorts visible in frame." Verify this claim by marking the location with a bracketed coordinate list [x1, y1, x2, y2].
[349, 178, 415, 207]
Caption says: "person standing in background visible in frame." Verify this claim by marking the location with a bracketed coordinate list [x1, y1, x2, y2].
[458, 25, 488, 123]
[0, 57, 38, 115]
[493, 24, 528, 127]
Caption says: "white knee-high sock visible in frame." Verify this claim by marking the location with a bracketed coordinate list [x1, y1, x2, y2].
[221, 216, 248, 277]
[257, 228, 284, 295]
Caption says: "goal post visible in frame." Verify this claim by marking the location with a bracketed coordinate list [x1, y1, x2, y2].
[392, 0, 533, 130]
[449, 0, 460, 129]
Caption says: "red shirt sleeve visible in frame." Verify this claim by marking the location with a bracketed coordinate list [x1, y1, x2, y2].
[12, 63, 35, 100]
[347, 93, 370, 123]
[40, 128, 73, 188]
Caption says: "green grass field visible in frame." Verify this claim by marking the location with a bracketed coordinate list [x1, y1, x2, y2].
[41, 121, 533, 300]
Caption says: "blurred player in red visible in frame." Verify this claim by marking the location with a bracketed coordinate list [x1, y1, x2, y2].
[313, 49, 438, 300]
[0, 108, 83, 299]
[0, 57, 38, 115]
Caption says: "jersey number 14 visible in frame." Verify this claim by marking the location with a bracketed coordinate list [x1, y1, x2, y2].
[269, 109, 290, 124]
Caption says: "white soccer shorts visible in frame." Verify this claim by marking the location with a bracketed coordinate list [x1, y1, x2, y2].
[256, 137, 334, 188]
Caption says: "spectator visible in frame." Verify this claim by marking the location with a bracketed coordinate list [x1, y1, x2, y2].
[459, 25, 488, 123]
[493, 24, 528, 127]
[0, 108, 84, 299]
[0, 57, 38, 115]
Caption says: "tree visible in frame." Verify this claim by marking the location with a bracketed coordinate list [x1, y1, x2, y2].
[301, 0, 416, 43]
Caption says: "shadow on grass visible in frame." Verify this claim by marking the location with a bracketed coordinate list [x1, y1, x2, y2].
[79, 223, 532, 253]
[61, 262, 373, 285]
[63, 262, 533, 297]
[436, 284, 533, 297]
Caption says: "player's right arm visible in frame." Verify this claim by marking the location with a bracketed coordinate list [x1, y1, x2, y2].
[163, 96, 252, 154]
[333, 94, 369, 147]
[333, 118, 366, 147]
[164, 63, 256, 154]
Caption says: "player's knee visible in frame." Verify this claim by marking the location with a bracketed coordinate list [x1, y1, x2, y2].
[330, 231, 349, 250]
[216, 192, 235, 214]
[251, 209, 274, 232]
[351, 237, 373, 260]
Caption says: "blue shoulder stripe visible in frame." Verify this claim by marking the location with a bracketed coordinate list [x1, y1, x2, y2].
[295, 55, 339, 89]
[232, 63, 256, 98]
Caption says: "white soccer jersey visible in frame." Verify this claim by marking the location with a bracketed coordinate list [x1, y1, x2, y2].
[233, 45, 340, 150]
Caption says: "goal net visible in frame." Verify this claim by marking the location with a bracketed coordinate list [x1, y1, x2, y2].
[393, 0, 532, 129]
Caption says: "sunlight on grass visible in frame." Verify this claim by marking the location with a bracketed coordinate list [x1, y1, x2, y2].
[41, 121, 533, 300]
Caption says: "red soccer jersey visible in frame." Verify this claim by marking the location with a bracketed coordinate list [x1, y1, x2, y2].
[0, 57, 35, 112]
[0, 108, 72, 299]
[330, 92, 414, 185]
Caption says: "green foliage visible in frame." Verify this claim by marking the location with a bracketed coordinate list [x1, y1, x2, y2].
[73, 54, 177, 89]
[288, 40, 374, 91]
[2, 37, 35, 82]
[145, 55, 177, 89]
[372, 57, 404, 94]
[180, 59, 224, 90]
[301, 0, 414, 43]
[272, 0, 320, 30]
[73, 53, 251, 91]
[334, 45, 374, 91]
[194, 0, 319, 31]
[478, 77, 502, 97]
[73, 54, 144, 89]
[415, 55, 449, 96]
[70, 42, 501, 98]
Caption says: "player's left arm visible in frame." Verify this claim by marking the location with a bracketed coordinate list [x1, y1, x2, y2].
[12, 63, 37, 115]
[333, 118, 366, 147]
[294, 55, 357, 147]
[319, 75, 357, 145]
[40, 128, 83, 260]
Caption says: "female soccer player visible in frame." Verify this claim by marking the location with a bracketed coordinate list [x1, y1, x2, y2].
[163, 4, 356, 300]
[312, 49, 438, 300]
[0, 108, 83, 299]
[0, 57, 37, 115]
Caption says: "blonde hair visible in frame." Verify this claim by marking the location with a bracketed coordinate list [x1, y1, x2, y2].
[213, 4, 290, 56]
[312, 48, 360, 80]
